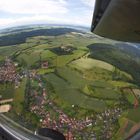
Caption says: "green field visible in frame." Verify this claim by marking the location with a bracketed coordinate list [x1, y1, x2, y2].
[17, 52, 39, 67]
[109, 81, 135, 88]
[70, 57, 115, 71]
[47, 33, 95, 50]
[46, 73, 107, 112]
[0, 26, 139, 139]
[0, 83, 15, 99]
[40, 50, 56, 60]
[37, 68, 55, 75]
[56, 66, 90, 88]
[12, 78, 27, 114]
[53, 50, 86, 67]
[86, 85, 121, 100]
[127, 107, 140, 123]
[55, 66, 131, 107]
[126, 93, 135, 105]
[70, 57, 133, 82]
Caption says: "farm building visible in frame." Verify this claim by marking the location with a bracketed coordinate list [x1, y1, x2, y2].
[41, 61, 49, 69]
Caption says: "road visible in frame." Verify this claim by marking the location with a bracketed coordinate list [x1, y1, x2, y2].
[0, 114, 51, 140]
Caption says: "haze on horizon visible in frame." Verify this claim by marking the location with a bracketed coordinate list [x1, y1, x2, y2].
[0, 0, 95, 29]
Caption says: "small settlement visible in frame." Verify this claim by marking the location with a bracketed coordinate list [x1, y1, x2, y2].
[0, 57, 21, 113]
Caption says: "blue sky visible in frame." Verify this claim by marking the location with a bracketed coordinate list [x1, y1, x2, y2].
[0, 0, 95, 29]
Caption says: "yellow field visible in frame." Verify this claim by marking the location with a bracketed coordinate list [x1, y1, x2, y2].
[70, 58, 114, 71]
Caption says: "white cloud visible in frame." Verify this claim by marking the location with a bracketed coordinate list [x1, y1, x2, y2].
[0, 0, 68, 14]
[0, 0, 94, 28]
[0, 14, 92, 29]
[81, 0, 96, 7]
[0, 11, 91, 28]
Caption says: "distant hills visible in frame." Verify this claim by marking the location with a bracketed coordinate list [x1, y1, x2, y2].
[88, 43, 140, 85]
[0, 27, 83, 46]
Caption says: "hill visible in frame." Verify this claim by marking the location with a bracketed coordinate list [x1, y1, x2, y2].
[0, 26, 140, 139]
[0, 27, 82, 46]
[87, 43, 140, 85]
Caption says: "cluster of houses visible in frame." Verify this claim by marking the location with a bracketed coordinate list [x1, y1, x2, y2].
[95, 108, 122, 139]
[41, 61, 49, 69]
[0, 58, 21, 88]
[0, 57, 126, 139]
[29, 72, 123, 140]
[60, 44, 74, 53]
[0, 58, 21, 113]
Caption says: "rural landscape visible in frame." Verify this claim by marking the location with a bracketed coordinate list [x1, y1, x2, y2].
[0, 25, 140, 140]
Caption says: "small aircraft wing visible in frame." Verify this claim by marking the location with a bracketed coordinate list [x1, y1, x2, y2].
[91, 0, 140, 42]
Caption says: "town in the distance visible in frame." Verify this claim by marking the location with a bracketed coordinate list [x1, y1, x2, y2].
[0, 26, 140, 140]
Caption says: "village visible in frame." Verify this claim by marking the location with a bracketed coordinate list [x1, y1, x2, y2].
[0, 56, 140, 139]
[28, 69, 123, 140]
[0, 57, 22, 113]
[0, 57, 21, 87]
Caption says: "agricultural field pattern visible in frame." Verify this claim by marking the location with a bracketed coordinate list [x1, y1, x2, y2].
[0, 25, 140, 140]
